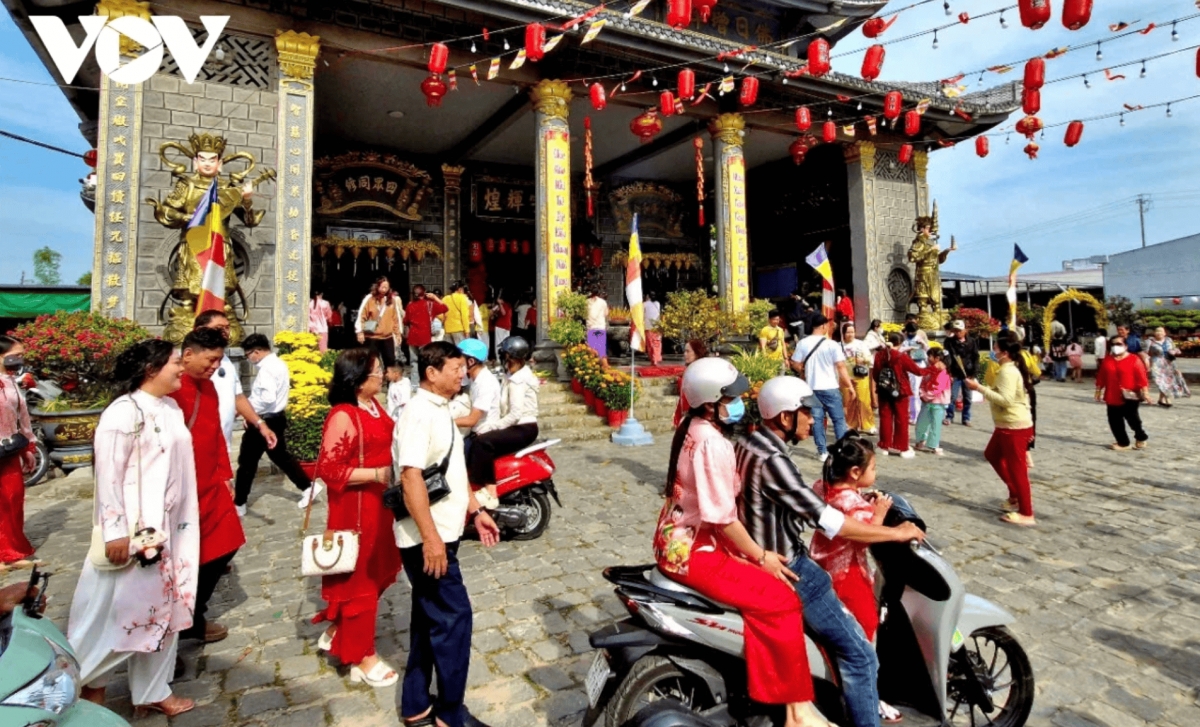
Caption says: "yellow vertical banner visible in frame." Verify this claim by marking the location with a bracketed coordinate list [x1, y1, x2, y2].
[726, 153, 750, 312]
[544, 128, 572, 317]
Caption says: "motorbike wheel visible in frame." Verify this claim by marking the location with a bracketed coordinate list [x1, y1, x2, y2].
[506, 490, 552, 541]
[946, 626, 1035, 727]
[605, 656, 715, 727]
[23, 440, 50, 487]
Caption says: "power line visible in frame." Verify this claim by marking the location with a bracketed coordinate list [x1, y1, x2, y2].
[0, 129, 85, 158]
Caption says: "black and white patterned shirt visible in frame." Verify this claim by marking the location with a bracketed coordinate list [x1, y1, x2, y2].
[734, 427, 845, 563]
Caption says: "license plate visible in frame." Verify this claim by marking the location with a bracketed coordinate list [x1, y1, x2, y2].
[585, 651, 611, 708]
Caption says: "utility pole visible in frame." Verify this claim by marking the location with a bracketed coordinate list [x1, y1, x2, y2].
[1136, 194, 1153, 248]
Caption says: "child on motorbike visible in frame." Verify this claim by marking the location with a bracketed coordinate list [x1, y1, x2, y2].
[809, 433, 903, 724]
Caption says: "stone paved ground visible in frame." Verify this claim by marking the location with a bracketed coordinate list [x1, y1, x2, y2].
[12, 381, 1200, 727]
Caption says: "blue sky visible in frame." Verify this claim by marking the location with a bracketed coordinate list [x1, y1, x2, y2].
[0, 1, 1197, 283]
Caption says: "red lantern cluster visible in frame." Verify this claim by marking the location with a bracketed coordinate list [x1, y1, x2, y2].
[498, 239, 508, 254]
[1064, 120, 1084, 147]
[739, 76, 759, 107]
[487, 238, 497, 253]
[883, 90, 903, 120]
[678, 69, 695, 100]
[898, 144, 914, 164]
[1015, 115, 1043, 138]
[695, 0, 717, 23]
[789, 137, 809, 165]
[1022, 88, 1041, 115]
[1062, 0, 1092, 30]
[904, 110, 921, 136]
[630, 108, 664, 144]
[526, 23, 546, 62]
[667, 0, 692, 28]
[861, 44, 885, 81]
[1023, 58, 1045, 91]
[795, 106, 812, 131]
[421, 74, 448, 107]
[975, 136, 989, 158]
[521, 239, 532, 256]
[660, 91, 677, 116]
[1018, 0, 1052, 30]
[590, 82, 607, 110]
[469, 240, 483, 263]
[822, 120, 837, 144]
[428, 43, 448, 74]
[808, 38, 831, 77]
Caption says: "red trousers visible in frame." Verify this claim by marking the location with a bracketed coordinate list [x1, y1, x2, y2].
[832, 568, 878, 642]
[317, 584, 389, 665]
[0, 456, 33, 564]
[666, 545, 813, 704]
[984, 427, 1035, 517]
[878, 397, 910, 452]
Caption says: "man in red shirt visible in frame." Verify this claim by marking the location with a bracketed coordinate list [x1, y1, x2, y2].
[1095, 334, 1150, 450]
[404, 285, 448, 380]
[171, 327, 246, 643]
[492, 292, 514, 352]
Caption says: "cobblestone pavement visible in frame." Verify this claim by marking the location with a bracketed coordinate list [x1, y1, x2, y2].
[13, 381, 1199, 727]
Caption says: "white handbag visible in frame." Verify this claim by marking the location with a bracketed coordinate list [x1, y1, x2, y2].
[300, 410, 363, 578]
[87, 397, 161, 570]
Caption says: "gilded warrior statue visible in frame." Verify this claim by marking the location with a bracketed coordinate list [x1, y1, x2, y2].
[907, 202, 956, 329]
[145, 133, 275, 343]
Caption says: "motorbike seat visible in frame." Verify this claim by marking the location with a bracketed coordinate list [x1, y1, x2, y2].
[649, 567, 736, 610]
[514, 438, 561, 458]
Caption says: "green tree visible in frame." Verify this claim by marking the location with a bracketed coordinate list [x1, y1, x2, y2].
[33, 247, 62, 285]
[76, 271, 92, 286]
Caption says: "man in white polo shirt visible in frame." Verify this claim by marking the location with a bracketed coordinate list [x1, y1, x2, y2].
[393, 341, 499, 727]
[790, 313, 855, 461]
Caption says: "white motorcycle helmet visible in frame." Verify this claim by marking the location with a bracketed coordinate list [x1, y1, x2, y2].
[680, 358, 749, 408]
[757, 376, 820, 420]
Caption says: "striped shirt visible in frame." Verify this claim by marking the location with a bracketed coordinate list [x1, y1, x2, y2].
[734, 427, 845, 563]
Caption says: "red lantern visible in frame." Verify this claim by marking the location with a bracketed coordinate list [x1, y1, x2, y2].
[420, 74, 448, 107]
[795, 106, 812, 132]
[1018, 0, 1052, 30]
[525, 23, 546, 62]
[1024, 142, 1040, 160]
[630, 108, 663, 144]
[861, 44, 885, 81]
[883, 90, 903, 120]
[468, 240, 483, 263]
[510, 239, 520, 255]
[694, 0, 717, 22]
[1023, 58, 1045, 91]
[428, 43, 448, 74]
[1022, 88, 1041, 116]
[904, 109, 921, 136]
[576, 243, 586, 258]
[667, 0, 692, 29]
[590, 82, 607, 111]
[1015, 115, 1043, 138]
[591, 247, 604, 267]
[807, 38, 831, 77]
[1172, 297, 1183, 305]
[678, 68, 695, 100]
[660, 90, 676, 116]
[898, 144, 914, 164]
[1062, 0, 1092, 30]
[738, 76, 759, 107]
[975, 136, 990, 157]
[822, 120, 837, 144]
[498, 238, 508, 254]
[862, 17, 888, 38]
[1196, 47, 1200, 78]
[789, 137, 809, 165]
[486, 238, 497, 253]
[83, 149, 97, 167]
[1064, 120, 1084, 147]
[521, 239, 531, 255]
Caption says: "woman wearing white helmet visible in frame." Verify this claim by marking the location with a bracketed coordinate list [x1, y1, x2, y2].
[653, 358, 828, 727]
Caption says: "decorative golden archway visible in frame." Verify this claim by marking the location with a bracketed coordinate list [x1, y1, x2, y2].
[1043, 288, 1107, 351]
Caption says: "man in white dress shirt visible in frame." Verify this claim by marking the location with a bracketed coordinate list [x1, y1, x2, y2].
[233, 333, 316, 514]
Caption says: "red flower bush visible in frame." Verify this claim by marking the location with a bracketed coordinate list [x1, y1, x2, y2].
[11, 311, 148, 407]
[949, 306, 1001, 337]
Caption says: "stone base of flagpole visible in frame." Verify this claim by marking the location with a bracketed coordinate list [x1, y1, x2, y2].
[611, 416, 654, 446]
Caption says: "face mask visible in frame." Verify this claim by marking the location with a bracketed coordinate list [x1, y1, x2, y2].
[720, 397, 746, 425]
[1111, 345, 1127, 356]
[989, 351, 999, 362]
[3, 355, 23, 369]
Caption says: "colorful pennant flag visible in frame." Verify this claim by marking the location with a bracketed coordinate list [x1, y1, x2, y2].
[628, 0, 652, 17]
[448, 69, 458, 90]
[1006, 244, 1029, 327]
[582, 19, 606, 44]
[469, 64, 480, 84]
[865, 116, 877, 135]
[185, 181, 227, 316]
[487, 57, 500, 80]
[719, 76, 735, 94]
[805, 243, 833, 283]
[510, 49, 527, 69]
[625, 215, 646, 353]
[915, 98, 932, 114]
[543, 34, 564, 53]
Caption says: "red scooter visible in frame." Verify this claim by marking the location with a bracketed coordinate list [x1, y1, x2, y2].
[468, 438, 561, 541]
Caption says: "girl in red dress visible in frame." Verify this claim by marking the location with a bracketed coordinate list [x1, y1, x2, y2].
[0, 336, 36, 565]
[313, 348, 403, 687]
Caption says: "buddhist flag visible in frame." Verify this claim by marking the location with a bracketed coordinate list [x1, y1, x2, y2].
[1006, 244, 1028, 327]
[185, 181, 226, 315]
[626, 214, 646, 352]
[581, 19, 606, 44]
[806, 243, 836, 322]
[1009, 244, 1029, 275]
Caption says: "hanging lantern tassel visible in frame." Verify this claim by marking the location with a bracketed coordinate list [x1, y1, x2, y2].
[738, 76, 759, 107]
[694, 136, 705, 226]
[861, 44, 885, 81]
[1024, 142, 1040, 159]
[898, 143, 914, 164]
[526, 23, 546, 62]
[976, 135, 990, 157]
[584, 116, 596, 217]
[1064, 120, 1084, 147]
[428, 42, 449, 74]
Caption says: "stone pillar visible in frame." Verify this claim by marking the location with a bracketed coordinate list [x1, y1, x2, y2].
[709, 113, 750, 313]
[846, 141, 879, 331]
[530, 79, 572, 343]
[441, 164, 465, 291]
[91, 0, 149, 319]
[273, 30, 320, 332]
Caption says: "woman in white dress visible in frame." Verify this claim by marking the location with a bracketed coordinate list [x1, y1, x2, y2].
[69, 339, 200, 718]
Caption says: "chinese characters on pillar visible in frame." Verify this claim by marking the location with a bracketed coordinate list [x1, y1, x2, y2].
[276, 92, 310, 331]
[543, 128, 572, 321]
[95, 79, 140, 317]
[725, 153, 750, 312]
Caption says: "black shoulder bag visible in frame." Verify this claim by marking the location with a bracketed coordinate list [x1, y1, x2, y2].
[383, 418, 455, 521]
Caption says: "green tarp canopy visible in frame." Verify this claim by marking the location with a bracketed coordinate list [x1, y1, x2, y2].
[0, 288, 91, 318]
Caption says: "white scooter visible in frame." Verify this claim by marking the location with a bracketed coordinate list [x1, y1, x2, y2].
[583, 493, 1034, 727]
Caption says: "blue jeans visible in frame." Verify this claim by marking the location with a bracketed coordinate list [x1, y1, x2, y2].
[947, 378, 972, 423]
[791, 554, 880, 727]
[1053, 360, 1068, 381]
[812, 388, 849, 455]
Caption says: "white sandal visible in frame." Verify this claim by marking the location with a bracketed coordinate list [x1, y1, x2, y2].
[350, 659, 398, 687]
[317, 629, 335, 652]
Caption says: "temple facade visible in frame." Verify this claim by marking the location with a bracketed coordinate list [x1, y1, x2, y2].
[6, 0, 1020, 342]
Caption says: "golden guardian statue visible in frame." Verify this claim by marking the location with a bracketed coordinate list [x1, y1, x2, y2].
[907, 202, 956, 330]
